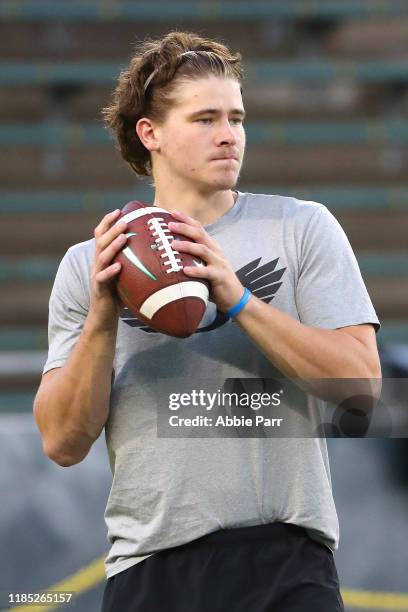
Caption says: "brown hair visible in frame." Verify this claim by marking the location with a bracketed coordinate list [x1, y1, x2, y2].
[101, 31, 244, 177]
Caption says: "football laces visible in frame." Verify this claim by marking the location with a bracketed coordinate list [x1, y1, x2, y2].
[147, 217, 183, 273]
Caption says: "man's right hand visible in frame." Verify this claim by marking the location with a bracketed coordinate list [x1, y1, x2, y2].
[88, 208, 128, 332]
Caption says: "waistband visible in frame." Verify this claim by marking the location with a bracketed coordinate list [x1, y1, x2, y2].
[177, 522, 307, 550]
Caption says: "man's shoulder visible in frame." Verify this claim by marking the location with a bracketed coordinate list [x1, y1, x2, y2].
[55, 239, 95, 285]
[241, 191, 326, 221]
[64, 237, 95, 264]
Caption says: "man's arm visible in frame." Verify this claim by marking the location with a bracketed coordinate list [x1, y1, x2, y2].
[168, 210, 382, 402]
[34, 317, 118, 467]
[233, 298, 381, 402]
[33, 209, 128, 467]
[233, 296, 381, 379]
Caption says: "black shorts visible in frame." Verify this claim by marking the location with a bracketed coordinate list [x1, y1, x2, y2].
[101, 522, 344, 612]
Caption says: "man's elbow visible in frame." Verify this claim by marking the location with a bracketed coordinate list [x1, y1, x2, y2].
[355, 352, 382, 402]
[368, 354, 382, 400]
[43, 441, 88, 468]
[372, 372, 382, 403]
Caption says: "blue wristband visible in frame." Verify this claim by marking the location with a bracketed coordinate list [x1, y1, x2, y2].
[226, 288, 252, 318]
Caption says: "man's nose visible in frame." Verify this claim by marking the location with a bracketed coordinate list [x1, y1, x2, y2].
[215, 119, 237, 145]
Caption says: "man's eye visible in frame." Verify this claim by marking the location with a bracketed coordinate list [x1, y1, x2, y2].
[230, 118, 243, 125]
[198, 118, 212, 124]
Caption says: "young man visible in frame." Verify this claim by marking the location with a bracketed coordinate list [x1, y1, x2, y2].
[34, 32, 381, 611]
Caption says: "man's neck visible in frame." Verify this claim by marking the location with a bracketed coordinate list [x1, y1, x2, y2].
[153, 186, 238, 226]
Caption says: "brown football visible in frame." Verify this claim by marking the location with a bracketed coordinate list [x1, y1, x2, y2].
[113, 200, 209, 338]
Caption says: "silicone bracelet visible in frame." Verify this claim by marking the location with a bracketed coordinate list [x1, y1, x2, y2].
[226, 288, 252, 318]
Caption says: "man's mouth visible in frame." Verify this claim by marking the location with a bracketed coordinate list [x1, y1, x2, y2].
[211, 156, 238, 161]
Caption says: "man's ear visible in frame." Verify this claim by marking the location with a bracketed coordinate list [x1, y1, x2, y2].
[136, 117, 160, 152]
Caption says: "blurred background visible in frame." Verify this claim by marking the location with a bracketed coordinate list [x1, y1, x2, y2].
[0, 1, 407, 611]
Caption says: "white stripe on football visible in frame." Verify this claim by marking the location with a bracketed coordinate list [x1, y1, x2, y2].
[115, 207, 168, 225]
[139, 281, 209, 320]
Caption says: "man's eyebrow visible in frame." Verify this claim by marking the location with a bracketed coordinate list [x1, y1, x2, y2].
[188, 108, 246, 119]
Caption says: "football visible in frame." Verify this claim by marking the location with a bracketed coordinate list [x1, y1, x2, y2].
[113, 200, 209, 338]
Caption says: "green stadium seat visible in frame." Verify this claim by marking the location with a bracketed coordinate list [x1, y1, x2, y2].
[2, 120, 408, 146]
[326, 17, 408, 58]
[1, 60, 408, 86]
[1, 144, 408, 187]
[0, 0, 406, 397]
[1, 1, 408, 22]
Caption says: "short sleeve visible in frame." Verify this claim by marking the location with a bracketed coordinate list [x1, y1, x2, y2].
[42, 247, 90, 375]
[296, 205, 380, 332]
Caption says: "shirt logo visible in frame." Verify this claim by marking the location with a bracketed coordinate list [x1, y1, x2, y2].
[120, 256, 286, 334]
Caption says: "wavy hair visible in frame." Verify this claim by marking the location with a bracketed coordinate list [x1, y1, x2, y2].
[101, 31, 244, 176]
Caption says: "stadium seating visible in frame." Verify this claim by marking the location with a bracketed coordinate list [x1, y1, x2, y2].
[1, 0, 407, 412]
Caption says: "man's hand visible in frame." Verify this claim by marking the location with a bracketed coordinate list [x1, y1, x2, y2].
[89, 209, 127, 331]
[168, 210, 244, 313]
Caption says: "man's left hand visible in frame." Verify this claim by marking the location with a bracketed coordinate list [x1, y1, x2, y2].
[168, 210, 244, 313]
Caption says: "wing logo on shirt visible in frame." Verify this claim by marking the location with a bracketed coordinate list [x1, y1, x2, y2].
[119, 256, 286, 334]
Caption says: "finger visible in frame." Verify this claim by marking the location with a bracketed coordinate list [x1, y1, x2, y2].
[172, 239, 216, 264]
[94, 209, 122, 239]
[96, 233, 128, 272]
[169, 221, 218, 251]
[96, 218, 128, 254]
[182, 263, 217, 280]
[94, 262, 122, 284]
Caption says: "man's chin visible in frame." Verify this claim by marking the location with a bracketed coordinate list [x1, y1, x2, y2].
[188, 169, 240, 194]
[209, 173, 239, 191]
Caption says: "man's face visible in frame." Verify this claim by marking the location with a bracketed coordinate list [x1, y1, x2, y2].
[152, 76, 246, 193]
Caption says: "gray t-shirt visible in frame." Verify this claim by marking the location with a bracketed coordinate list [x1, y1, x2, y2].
[43, 192, 380, 579]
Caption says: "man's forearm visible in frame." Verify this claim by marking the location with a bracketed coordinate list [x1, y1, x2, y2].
[34, 315, 118, 465]
[234, 295, 377, 380]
